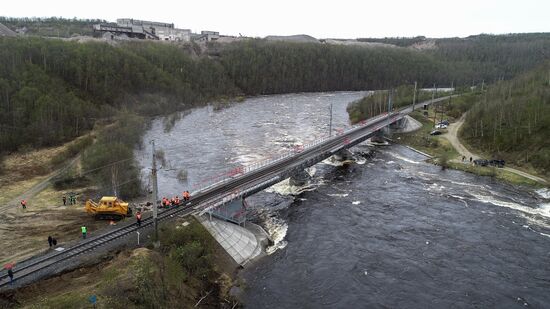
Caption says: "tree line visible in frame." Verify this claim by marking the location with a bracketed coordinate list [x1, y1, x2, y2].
[1, 34, 549, 193]
[1, 35, 550, 153]
[0, 16, 106, 37]
[460, 63, 550, 175]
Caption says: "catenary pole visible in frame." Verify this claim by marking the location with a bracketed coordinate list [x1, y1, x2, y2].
[412, 81, 417, 111]
[150, 140, 159, 240]
[329, 103, 333, 137]
[432, 84, 437, 126]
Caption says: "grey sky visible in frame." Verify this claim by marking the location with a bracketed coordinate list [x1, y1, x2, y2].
[3, 0, 548, 38]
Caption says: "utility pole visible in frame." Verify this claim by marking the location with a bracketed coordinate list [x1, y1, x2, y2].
[328, 103, 333, 137]
[387, 89, 394, 136]
[432, 84, 437, 126]
[388, 89, 393, 117]
[449, 81, 454, 106]
[150, 140, 159, 241]
[412, 81, 417, 111]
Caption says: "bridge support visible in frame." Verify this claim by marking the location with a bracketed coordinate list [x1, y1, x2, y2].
[289, 169, 311, 187]
[370, 130, 387, 144]
[208, 198, 247, 226]
[390, 117, 407, 130]
[197, 214, 269, 266]
[333, 149, 354, 162]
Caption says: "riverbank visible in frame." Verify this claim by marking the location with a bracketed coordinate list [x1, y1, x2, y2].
[446, 114, 547, 185]
[394, 111, 545, 187]
[0, 114, 149, 265]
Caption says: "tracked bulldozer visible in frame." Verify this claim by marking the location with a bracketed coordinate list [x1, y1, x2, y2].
[85, 196, 132, 220]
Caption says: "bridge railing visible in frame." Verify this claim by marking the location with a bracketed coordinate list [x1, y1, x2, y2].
[190, 100, 431, 196]
[191, 96, 451, 208]
[190, 113, 389, 195]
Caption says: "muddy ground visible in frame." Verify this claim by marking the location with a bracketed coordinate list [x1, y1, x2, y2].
[0, 145, 130, 264]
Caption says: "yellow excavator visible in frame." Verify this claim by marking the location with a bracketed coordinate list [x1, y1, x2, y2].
[85, 196, 132, 220]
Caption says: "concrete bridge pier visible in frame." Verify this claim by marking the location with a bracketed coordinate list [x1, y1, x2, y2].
[197, 214, 270, 267]
[390, 117, 407, 130]
[370, 129, 387, 143]
[289, 169, 311, 186]
[333, 149, 354, 162]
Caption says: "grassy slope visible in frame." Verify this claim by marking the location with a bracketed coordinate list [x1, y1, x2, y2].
[396, 110, 458, 159]
[459, 64, 550, 178]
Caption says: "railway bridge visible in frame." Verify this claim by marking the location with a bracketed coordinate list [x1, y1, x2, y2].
[0, 95, 450, 288]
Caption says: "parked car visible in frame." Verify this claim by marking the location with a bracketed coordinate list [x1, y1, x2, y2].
[439, 120, 450, 126]
[474, 159, 489, 166]
[430, 130, 442, 136]
[435, 123, 448, 129]
[489, 159, 505, 168]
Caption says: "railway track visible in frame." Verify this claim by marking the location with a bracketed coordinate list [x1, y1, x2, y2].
[0, 96, 449, 289]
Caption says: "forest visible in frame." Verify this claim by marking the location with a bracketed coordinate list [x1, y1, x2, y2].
[357, 36, 427, 47]
[0, 29, 549, 193]
[346, 85, 454, 124]
[0, 17, 106, 37]
[460, 63, 550, 175]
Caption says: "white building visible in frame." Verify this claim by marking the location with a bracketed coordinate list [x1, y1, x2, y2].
[193, 30, 220, 42]
[116, 18, 191, 42]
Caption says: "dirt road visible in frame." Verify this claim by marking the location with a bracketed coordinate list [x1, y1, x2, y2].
[443, 114, 547, 185]
[445, 114, 478, 161]
[1, 155, 80, 212]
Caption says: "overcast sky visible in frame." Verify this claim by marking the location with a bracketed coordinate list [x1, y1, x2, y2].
[3, 0, 549, 38]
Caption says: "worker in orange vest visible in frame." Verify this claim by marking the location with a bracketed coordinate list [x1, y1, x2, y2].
[136, 211, 142, 227]
[21, 200, 27, 209]
[183, 191, 190, 201]
[175, 196, 180, 206]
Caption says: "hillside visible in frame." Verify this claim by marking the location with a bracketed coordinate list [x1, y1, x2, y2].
[265, 34, 319, 43]
[0, 17, 105, 37]
[357, 33, 550, 83]
[460, 63, 550, 176]
[1, 32, 549, 192]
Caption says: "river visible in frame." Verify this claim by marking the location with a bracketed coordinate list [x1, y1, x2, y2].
[137, 92, 550, 308]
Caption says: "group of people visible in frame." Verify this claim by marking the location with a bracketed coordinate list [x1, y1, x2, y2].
[62, 194, 77, 206]
[133, 190, 192, 228]
[47, 235, 58, 248]
[160, 191, 191, 208]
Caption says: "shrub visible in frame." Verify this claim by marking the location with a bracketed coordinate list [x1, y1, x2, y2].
[53, 175, 90, 190]
[176, 169, 188, 183]
[439, 153, 449, 170]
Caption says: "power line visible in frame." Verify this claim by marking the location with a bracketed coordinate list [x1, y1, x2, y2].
[77, 157, 134, 176]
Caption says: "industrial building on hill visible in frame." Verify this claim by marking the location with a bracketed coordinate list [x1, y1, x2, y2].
[193, 30, 220, 42]
[93, 18, 191, 41]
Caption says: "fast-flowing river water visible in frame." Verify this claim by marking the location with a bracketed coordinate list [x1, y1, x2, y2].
[137, 92, 550, 308]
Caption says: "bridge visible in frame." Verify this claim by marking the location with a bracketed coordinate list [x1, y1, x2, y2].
[0, 95, 450, 288]
[191, 95, 449, 221]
